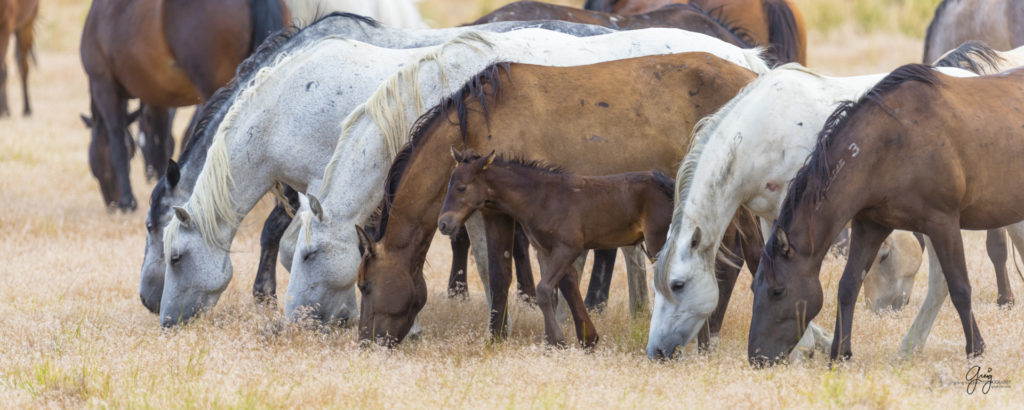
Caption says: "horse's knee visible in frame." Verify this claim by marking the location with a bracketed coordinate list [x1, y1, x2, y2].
[535, 283, 557, 308]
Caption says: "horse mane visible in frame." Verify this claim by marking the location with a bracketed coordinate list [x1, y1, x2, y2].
[373, 62, 513, 241]
[923, 0, 959, 62]
[672, 3, 757, 51]
[932, 41, 1006, 74]
[319, 31, 498, 197]
[774, 64, 941, 234]
[762, 0, 801, 64]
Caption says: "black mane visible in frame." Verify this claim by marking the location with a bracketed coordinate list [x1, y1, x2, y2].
[774, 64, 941, 232]
[762, 0, 801, 64]
[373, 63, 513, 241]
[932, 41, 1005, 74]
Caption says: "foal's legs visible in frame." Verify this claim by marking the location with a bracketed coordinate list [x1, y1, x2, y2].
[986, 228, 1014, 307]
[482, 213, 516, 340]
[90, 77, 136, 211]
[536, 246, 581, 347]
[15, 18, 34, 116]
[253, 186, 298, 303]
[557, 264, 599, 347]
[513, 223, 536, 301]
[830, 217, 891, 361]
[927, 221, 985, 357]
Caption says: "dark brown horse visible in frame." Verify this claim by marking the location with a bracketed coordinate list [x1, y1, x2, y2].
[0, 0, 37, 117]
[354, 53, 761, 346]
[80, 0, 288, 211]
[431, 149, 675, 347]
[749, 65, 1024, 365]
[583, 0, 806, 64]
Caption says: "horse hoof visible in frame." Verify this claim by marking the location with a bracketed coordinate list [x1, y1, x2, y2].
[119, 197, 138, 212]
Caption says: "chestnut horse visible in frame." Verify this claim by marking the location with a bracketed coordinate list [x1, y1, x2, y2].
[80, 0, 288, 211]
[923, 0, 1024, 64]
[433, 149, 675, 347]
[355, 53, 763, 345]
[0, 0, 37, 117]
[749, 65, 1024, 364]
[583, 0, 806, 64]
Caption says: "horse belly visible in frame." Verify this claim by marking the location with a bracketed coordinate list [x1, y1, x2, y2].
[114, 55, 202, 106]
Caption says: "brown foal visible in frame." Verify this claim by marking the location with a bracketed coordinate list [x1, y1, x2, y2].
[435, 149, 674, 347]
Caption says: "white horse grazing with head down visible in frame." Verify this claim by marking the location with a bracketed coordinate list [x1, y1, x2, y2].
[154, 18, 621, 327]
[646, 64, 984, 359]
[286, 0, 427, 28]
[283, 28, 768, 325]
[159, 26, 767, 327]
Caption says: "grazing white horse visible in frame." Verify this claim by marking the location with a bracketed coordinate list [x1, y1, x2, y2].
[283, 29, 768, 325]
[646, 64, 981, 359]
[153, 18, 620, 326]
[160, 27, 767, 326]
[862, 231, 923, 313]
[286, 0, 427, 28]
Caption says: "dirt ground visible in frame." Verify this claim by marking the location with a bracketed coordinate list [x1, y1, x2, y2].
[1, 0, 1022, 407]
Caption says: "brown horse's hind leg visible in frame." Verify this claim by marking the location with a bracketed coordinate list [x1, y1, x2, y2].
[14, 14, 33, 116]
[986, 228, 1014, 307]
[482, 213, 517, 341]
[89, 78, 136, 211]
[557, 264, 599, 348]
[830, 218, 892, 362]
[927, 220, 986, 358]
[86, 105, 118, 208]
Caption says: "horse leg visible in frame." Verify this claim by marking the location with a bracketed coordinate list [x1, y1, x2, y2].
[898, 236, 948, 356]
[447, 225, 470, 298]
[0, 18, 11, 117]
[698, 228, 743, 352]
[14, 19, 33, 116]
[536, 247, 579, 347]
[623, 245, 649, 316]
[482, 213, 515, 340]
[830, 217, 891, 361]
[583, 249, 616, 312]
[557, 262, 599, 347]
[513, 222, 536, 301]
[253, 186, 297, 303]
[89, 78, 136, 211]
[86, 103, 118, 207]
[926, 221, 985, 358]
[464, 212, 491, 306]
[986, 228, 1013, 307]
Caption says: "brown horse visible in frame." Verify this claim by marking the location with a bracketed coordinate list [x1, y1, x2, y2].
[354, 53, 760, 345]
[583, 0, 806, 64]
[0, 0, 37, 117]
[474, 2, 761, 60]
[923, 0, 1024, 64]
[431, 149, 675, 347]
[748, 65, 1024, 365]
[80, 0, 288, 211]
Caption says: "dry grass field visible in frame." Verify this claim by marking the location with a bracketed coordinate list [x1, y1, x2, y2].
[2, 0, 1023, 407]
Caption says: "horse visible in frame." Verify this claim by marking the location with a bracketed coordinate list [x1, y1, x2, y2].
[862, 231, 923, 313]
[0, 0, 36, 118]
[344, 51, 764, 346]
[431, 149, 675, 347]
[748, 65, 1024, 365]
[922, 0, 1024, 64]
[647, 62, 1022, 359]
[80, 0, 288, 212]
[583, 0, 806, 65]
[156, 25, 745, 327]
[285, 0, 425, 27]
[934, 41, 1024, 74]
[80, 104, 176, 181]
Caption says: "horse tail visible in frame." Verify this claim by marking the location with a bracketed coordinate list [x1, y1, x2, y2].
[249, 0, 287, 54]
[762, 0, 805, 65]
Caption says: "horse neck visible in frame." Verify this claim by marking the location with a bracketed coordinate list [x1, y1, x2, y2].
[319, 119, 393, 236]
[477, 164, 564, 224]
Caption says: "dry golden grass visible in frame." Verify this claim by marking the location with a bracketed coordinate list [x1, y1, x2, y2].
[1, 0, 1022, 407]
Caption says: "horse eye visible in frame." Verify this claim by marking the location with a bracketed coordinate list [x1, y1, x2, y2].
[456, 186, 467, 193]
[302, 249, 318, 262]
[145, 221, 153, 232]
[770, 287, 786, 298]
[170, 253, 183, 266]
[671, 281, 685, 293]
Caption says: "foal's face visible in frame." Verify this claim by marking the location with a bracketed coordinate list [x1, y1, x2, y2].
[747, 226, 824, 366]
[437, 151, 493, 236]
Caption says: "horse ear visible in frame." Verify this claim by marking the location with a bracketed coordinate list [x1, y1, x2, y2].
[354, 225, 375, 258]
[167, 160, 180, 188]
[481, 150, 496, 170]
[690, 226, 702, 249]
[451, 145, 464, 163]
[80, 114, 93, 128]
[173, 206, 192, 229]
[308, 193, 324, 222]
[775, 225, 792, 257]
